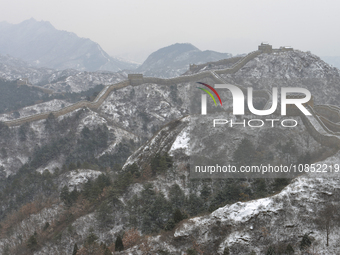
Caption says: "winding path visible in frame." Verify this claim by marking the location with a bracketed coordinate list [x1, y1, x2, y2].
[3, 49, 340, 149]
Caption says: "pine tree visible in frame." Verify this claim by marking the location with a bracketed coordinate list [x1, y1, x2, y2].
[96, 202, 114, 228]
[27, 234, 38, 251]
[169, 184, 185, 208]
[164, 152, 173, 168]
[115, 236, 124, 251]
[265, 246, 276, 255]
[60, 185, 73, 206]
[300, 233, 311, 251]
[223, 247, 230, 255]
[2, 244, 10, 255]
[72, 243, 78, 255]
[200, 183, 211, 200]
[69, 162, 77, 170]
[173, 208, 184, 223]
[100, 243, 112, 255]
[103, 247, 112, 255]
[187, 193, 204, 215]
[233, 138, 256, 165]
[69, 187, 79, 203]
[19, 123, 28, 141]
[43, 222, 50, 231]
[151, 153, 162, 175]
[85, 231, 98, 245]
[45, 113, 56, 132]
[127, 163, 139, 177]
[285, 244, 294, 254]
[60, 185, 69, 202]
[83, 179, 93, 200]
[158, 155, 167, 172]
[187, 248, 197, 255]
[165, 218, 175, 230]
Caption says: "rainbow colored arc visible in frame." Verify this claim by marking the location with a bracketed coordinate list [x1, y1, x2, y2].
[196, 82, 222, 106]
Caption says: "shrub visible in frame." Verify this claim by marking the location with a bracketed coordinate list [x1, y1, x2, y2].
[115, 236, 124, 251]
[300, 233, 311, 251]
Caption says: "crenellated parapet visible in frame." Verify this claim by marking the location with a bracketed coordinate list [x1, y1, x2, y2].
[258, 43, 273, 53]
[258, 43, 294, 54]
[128, 74, 144, 86]
[17, 78, 29, 85]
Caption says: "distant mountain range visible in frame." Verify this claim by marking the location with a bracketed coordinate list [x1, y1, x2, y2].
[0, 52, 127, 93]
[0, 19, 234, 78]
[0, 39, 233, 92]
[136, 43, 232, 78]
[2, 18, 340, 80]
[0, 18, 242, 85]
[0, 18, 137, 72]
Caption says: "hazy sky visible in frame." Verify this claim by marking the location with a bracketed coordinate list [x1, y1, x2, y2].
[1, 0, 339, 62]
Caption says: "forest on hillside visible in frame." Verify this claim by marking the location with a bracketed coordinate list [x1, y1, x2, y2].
[0, 79, 104, 114]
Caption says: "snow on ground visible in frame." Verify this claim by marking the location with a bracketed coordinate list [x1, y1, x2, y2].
[169, 124, 190, 155]
[36, 159, 63, 174]
[76, 110, 107, 133]
[212, 197, 273, 223]
[172, 150, 340, 254]
[58, 169, 103, 191]
[0, 99, 71, 122]
[97, 126, 139, 158]
[0, 204, 63, 251]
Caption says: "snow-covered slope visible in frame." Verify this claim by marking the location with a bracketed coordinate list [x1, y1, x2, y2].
[220, 50, 340, 105]
[0, 99, 72, 122]
[1, 45, 340, 254]
[0, 53, 128, 93]
[41, 70, 127, 93]
[169, 154, 340, 254]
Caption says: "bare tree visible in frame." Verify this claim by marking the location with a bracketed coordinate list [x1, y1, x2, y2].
[315, 203, 337, 246]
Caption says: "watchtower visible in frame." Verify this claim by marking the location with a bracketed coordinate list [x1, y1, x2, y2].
[17, 78, 29, 85]
[128, 74, 144, 86]
[279, 46, 294, 52]
[258, 43, 273, 53]
[189, 64, 199, 72]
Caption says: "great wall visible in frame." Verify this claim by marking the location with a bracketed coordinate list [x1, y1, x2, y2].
[3, 43, 340, 149]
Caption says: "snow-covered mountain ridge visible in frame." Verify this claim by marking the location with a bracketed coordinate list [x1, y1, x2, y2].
[3, 45, 340, 150]
[133, 162, 340, 254]
[0, 53, 128, 93]
[1, 44, 340, 254]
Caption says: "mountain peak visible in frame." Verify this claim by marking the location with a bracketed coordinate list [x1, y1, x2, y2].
[0, 19, 137, 72]
[136, 43, 232, 78]
[166, 42, 199, 50]
[27, 17, 36, 22]
[19, 18, 55, 29]
[151, 43, 200, 57]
